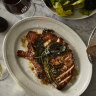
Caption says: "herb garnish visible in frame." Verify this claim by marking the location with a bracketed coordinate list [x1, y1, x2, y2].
[34, 41, 67, 86]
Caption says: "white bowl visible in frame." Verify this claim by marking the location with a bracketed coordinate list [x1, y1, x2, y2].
[43, 0, 96, 20]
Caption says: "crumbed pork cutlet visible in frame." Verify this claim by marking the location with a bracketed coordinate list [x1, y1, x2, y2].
[17, 29, 75, 90]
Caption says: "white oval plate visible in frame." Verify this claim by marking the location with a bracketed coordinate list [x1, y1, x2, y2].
[3, 17, 92, 96]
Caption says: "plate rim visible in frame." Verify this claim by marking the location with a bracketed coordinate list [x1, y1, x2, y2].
[3, 16, 92, 96]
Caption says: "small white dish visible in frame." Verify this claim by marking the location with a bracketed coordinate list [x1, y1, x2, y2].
[3, 17, 92, 96]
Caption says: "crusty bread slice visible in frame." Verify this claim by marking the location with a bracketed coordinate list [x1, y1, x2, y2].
[87, 45, 96, 58]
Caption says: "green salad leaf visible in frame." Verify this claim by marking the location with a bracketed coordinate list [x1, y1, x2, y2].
[72, 0, 84, 9]
[80, 8, 93, 15]
[50, 0, 71, 5]
[72, 0, 84, 5]
[53, 2, 73, 16]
